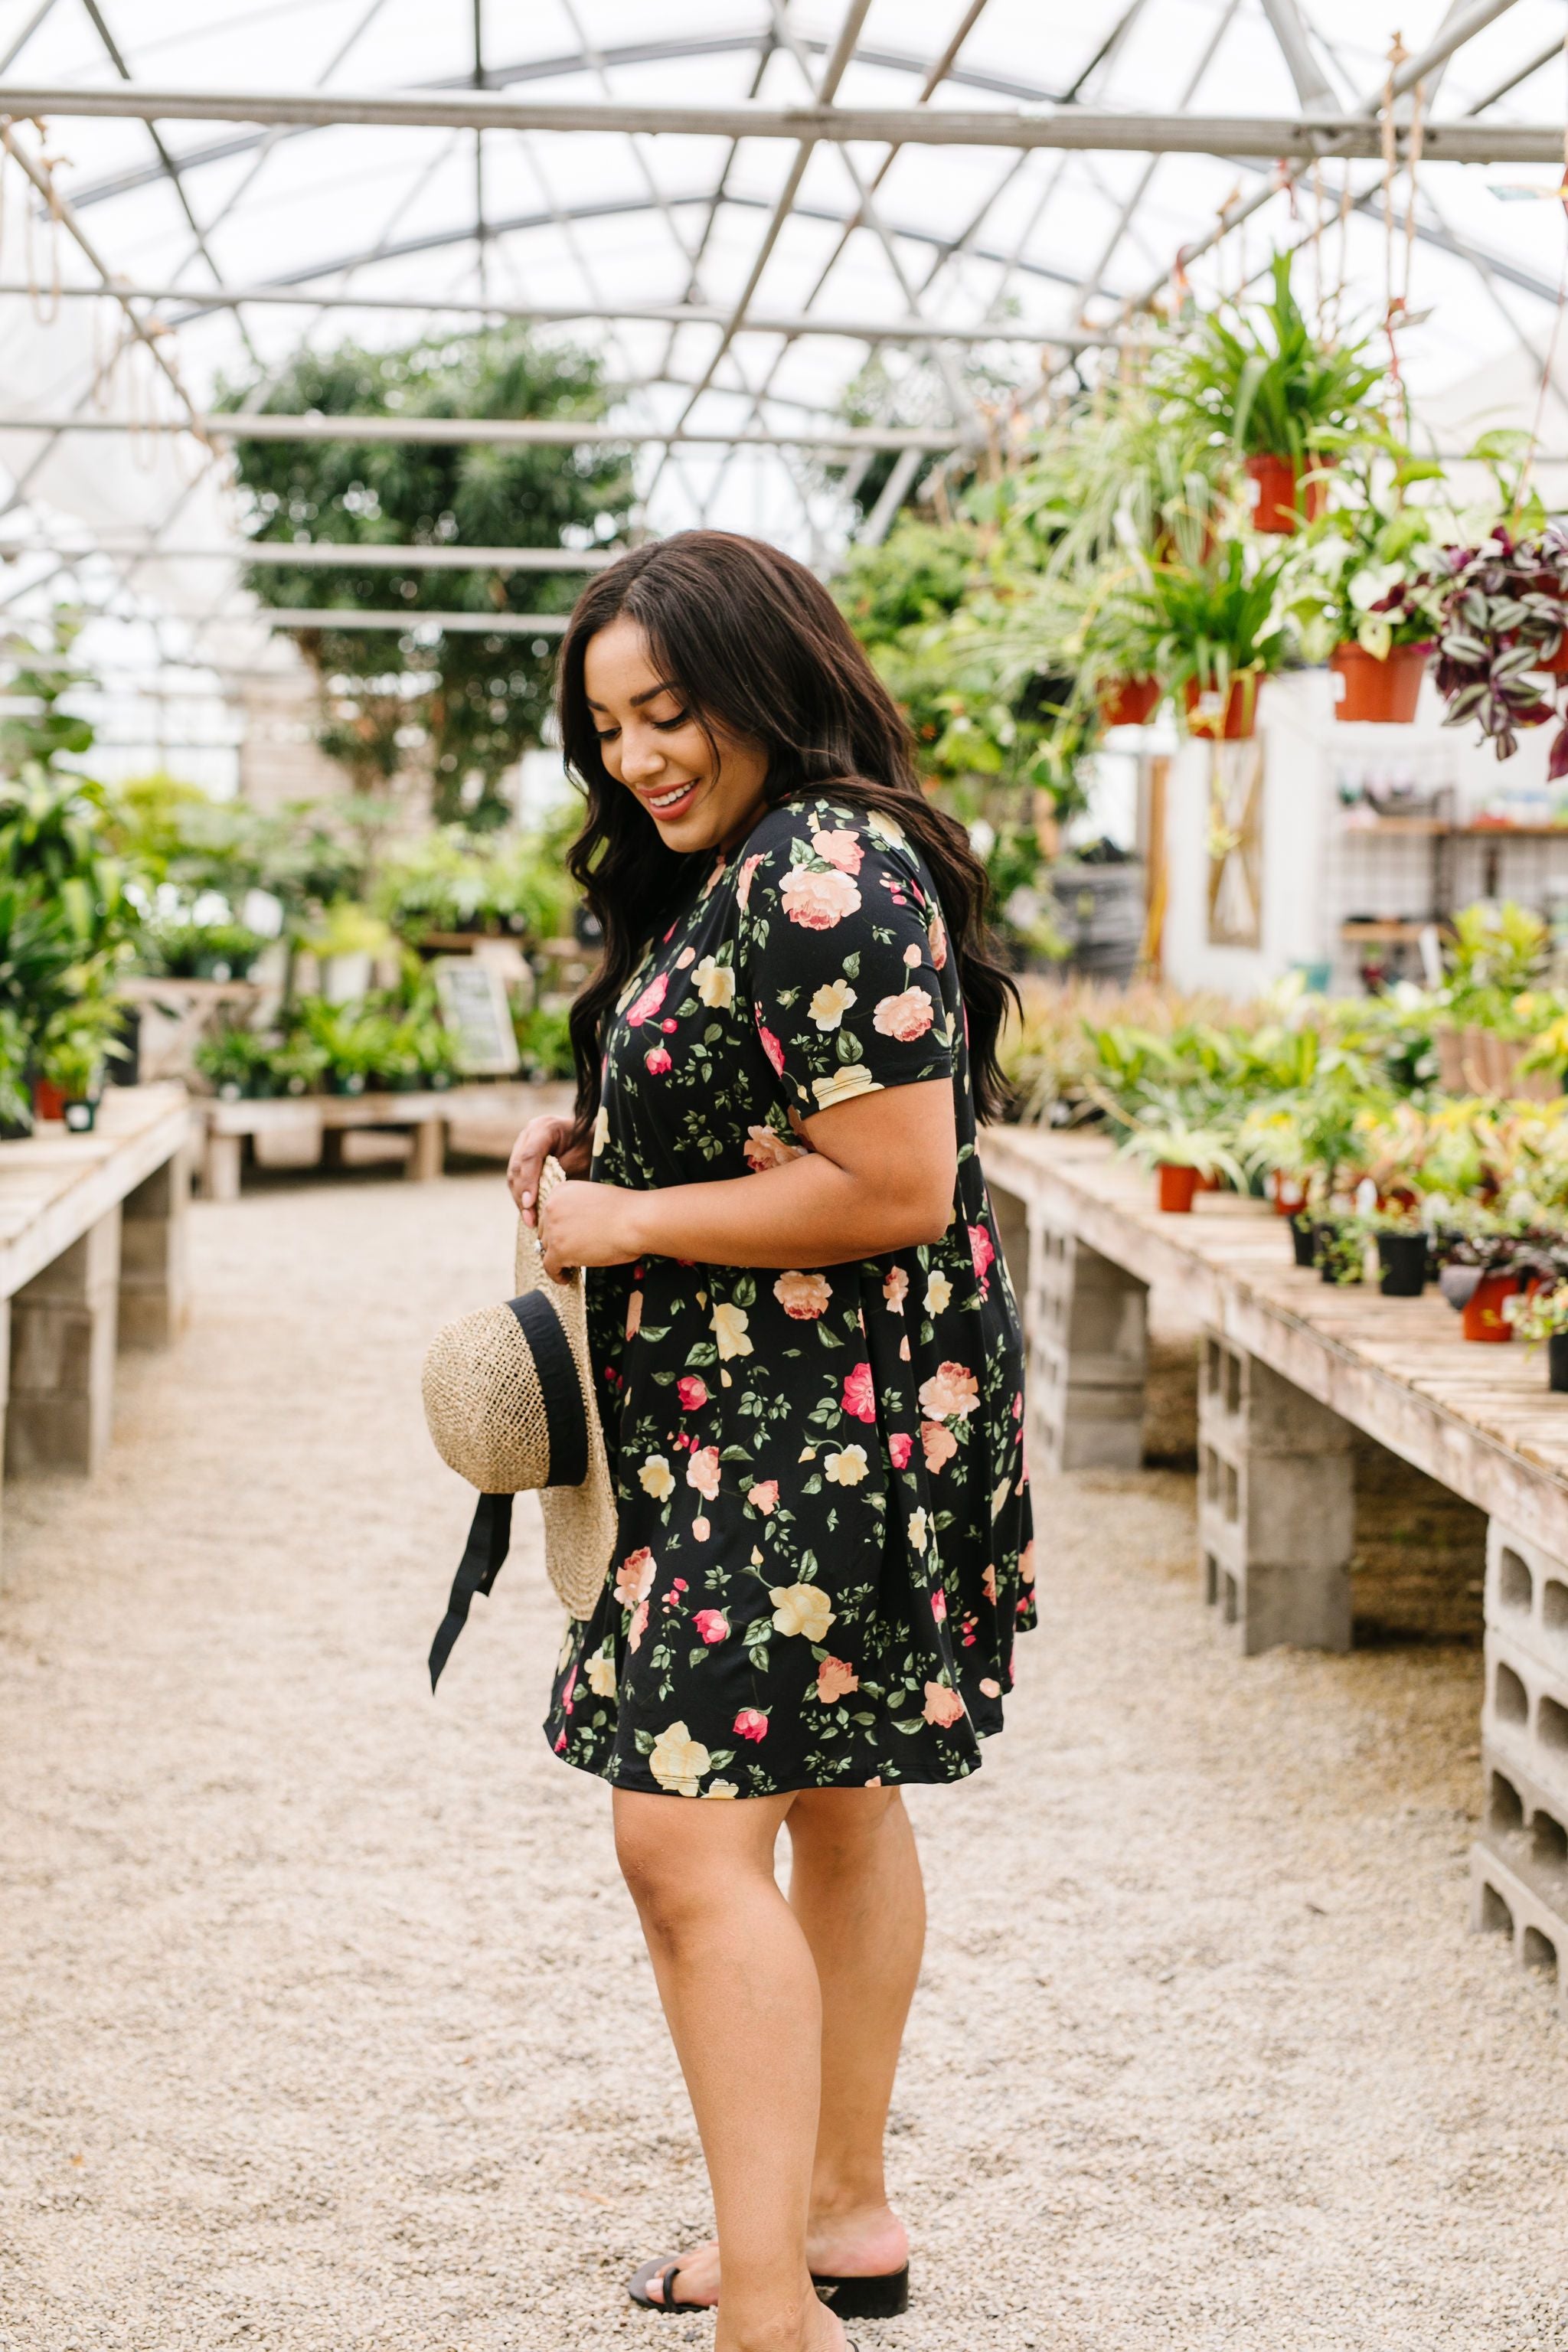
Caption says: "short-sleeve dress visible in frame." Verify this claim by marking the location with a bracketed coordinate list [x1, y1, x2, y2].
[544, 793, 1035, 1798]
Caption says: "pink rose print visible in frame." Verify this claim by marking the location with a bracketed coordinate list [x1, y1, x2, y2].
[928, 913, 949, 969]
[628, 1598, 650, 1654]
[919, 1361, 981, 1420]
[887, 1431, 913, 1470]
[982, 1563, 998, 1604]
[1018, 1540, 1036, 1586]
[675, 945, 697, 969]
[644, 1046, 673, 1075]
[693, 1609, 730, 1645]
[615, 1547, 656, 1609]
[677, 1375, 709, 1410]
[882, 1265, 908, 1315]
[733, 1707, 769, 1742]
[817, 1657, 860, 1704]
[692, 1514, 710, 1544]
[872, 987, 935, 1044]
[930, 1590, 948, 1623]
[687, 1446, 721, 1501]
[811, 828, 864, 874]
[754, 1014, 786, 1076]
[626, 971, 668, 1027]
[841, 1362, 876, 1423]
[969, 1223, 995, 1294]
[922, 1681, 965, 1728]
[747, 1478, 779, 1514]
[979, 1675, 1002, 1698]
[625, 1289, 643, 1341]
[920, 1419, 959, 1472]
[737, 852, 766, 908]
[744, 1122, 804, 1171]
[780, 864, 861, 929]
[774, 1269, 831, 1319]
[560, 1665, 578, 1715]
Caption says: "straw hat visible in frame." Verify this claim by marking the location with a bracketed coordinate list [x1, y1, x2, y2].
[423, 1156, 617, 1687]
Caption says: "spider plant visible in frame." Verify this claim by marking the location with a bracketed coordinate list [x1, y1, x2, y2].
[1165, 252, 1385, 466]
[1124, 542, 1290, 711]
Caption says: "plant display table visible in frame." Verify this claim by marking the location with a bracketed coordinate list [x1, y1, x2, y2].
[0, 1085, 193, 1534]
[981, 1121, 1568, 2016]
[195, 1080, 573, 1200]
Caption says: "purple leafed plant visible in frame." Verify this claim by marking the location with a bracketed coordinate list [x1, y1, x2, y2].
[1426, 524, 1568, 771]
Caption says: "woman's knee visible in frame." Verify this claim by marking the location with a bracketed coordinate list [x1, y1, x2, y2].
[612, 1788, 784, 1940]
[788, 1785, 907, 1870]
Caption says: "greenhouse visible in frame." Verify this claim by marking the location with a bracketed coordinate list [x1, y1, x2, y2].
[5, 5, 1568, 2347]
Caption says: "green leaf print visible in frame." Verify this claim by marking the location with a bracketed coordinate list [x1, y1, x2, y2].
[685, 1341, 718, 1367]
[841, 950, 861, 978]
[835, 1031, 865, 1065]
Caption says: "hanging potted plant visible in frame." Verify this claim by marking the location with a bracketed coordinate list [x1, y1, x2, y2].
[1284, 449, 1446, 722]
[1165, 251, 1385, 534]
[1429, 521, 1568, 771]
[1127, 543, 1289, 742]
[1075, 583, 1166, 731]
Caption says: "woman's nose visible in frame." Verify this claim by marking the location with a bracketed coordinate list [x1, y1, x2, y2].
[619, 729, 666, 783]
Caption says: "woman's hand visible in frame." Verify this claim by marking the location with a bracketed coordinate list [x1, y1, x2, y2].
[537, 1179, 644, 1278]
[507, 1112, 580, 1221]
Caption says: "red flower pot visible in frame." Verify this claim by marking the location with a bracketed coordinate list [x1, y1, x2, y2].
[1329, 639, 1430, 724]
[1270, 1173, 1308, 1217]
[1098, 675, 1161, 729]
[1184, 675, 1259, 740]
[1536, 636, 1568, 675]
[31, 1078, 66, 1122]
[1246, 452, 1332, 534]
[1157, 1163, 1201, 1214]
[1462, 1269, 1520, 1343]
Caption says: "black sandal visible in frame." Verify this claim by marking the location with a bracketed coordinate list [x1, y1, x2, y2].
[627, 2255, 908, 2321]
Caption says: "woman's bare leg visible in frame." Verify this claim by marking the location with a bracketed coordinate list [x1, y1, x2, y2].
[788, 1788, 925, 2277]
[612, 1788, 844, 2352]
[629, 1785, 924, 2310]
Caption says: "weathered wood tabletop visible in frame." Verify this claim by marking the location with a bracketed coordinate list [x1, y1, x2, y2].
[0, 1083, 192, 1302]
[981, 1122, 1568, 1557]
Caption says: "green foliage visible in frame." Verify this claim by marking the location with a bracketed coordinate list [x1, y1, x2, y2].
[1122, 541, 1290, 705]
[145, 919, 268, 981]
[513, 999, 576, 1082]
[1166, 251, 1385, 463]
[217, 326, 634, 822]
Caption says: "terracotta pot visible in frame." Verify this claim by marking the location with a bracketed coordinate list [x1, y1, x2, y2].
[1536, 637, 1568, 675]
[1462, 1269, 1520, 1343]
[1246, 451, 1331, 534]
[1329, 639, 1430, 724]
[31, 1077, 65, 1122]
[1184, 675, 1259, 740]
[1097, 675, 1161, 729]
[1157, 1162, 1201, 1214]
[1270, 1173, 1308, 1217]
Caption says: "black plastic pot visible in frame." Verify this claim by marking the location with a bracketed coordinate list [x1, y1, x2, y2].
[1289, 1213, 1316, 1268]
[1377, 1231, 1427, 1298]
[62, 1098, 98, 1133]
[1550, 1332, 1568, 1394]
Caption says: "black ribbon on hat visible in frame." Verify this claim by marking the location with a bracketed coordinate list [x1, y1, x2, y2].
[428, 1287, 590, 1690]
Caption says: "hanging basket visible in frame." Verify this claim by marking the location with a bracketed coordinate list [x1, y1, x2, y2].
[1245, 452, 1331, 535]
[1097, 676, 1161, 729]
[1329, 640, 1430, 724]
[1184, 675, 1259, 740]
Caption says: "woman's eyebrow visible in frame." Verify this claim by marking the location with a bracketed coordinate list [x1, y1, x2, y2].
[584, 682, 679, 712]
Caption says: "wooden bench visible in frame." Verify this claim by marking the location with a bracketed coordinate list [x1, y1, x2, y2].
[980, 1122, 1568, 2014]
[0, 1085, 193, 1535]
[195, 1080, 573, 1201]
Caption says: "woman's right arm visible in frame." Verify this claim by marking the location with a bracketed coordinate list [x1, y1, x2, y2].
[508, 1111, 590, 1224]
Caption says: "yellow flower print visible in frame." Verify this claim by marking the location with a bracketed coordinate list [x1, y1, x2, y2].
[711, 1301, 753, 1361]
[591, 1104, 610, 1156]
[639, 1454, 676, 1501]
[812, 1065, 880, 1110]
[908, 1508, 929, 1554]
[648, 1720, 712, 1798]
[586, 1653, 618, 1698]
[705, 1779, 740, 1799]
[924, 1270, 952, 1315]
[769, 1583, 836, 1642]
[693, 954, 735, 1008]
[825, 1444, 869, 1486]
[808, 978, 858, 1030]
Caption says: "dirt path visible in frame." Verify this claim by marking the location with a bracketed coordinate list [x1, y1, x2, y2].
[2, 1172, 1564, 2352]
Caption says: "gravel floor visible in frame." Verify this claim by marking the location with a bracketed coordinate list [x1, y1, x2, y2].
[2, 1171, 1566, 2352]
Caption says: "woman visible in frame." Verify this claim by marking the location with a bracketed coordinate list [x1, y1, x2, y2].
[508, 530, 1034, 2352]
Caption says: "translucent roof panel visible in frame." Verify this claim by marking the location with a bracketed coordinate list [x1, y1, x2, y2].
[0, 0, 1563, 695]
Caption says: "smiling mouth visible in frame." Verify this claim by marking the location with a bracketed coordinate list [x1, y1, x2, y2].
[643, 780, 701, 815]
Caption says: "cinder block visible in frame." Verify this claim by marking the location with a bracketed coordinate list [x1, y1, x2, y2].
[1471, 1836, 1567, 2017]
[1481, 1624, 1568, 1820]
[6, 1207, 119, 1475]
[1197, 1329, 1354, 1655]
[1485, 1522, 1568, 1684]
[1026, 1220, 1148, 1475]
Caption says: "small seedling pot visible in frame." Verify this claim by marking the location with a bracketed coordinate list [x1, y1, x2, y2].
[1157, 1162, 1201, 1214]
[1289, 1213, 1316, 1267]
[1377, 1230, 1427, 1297]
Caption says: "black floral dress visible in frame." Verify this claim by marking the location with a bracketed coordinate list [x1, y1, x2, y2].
[545, 795, 1035, 1798]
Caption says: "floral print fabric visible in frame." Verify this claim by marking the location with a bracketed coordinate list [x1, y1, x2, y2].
[545, 795, 1035, 1797]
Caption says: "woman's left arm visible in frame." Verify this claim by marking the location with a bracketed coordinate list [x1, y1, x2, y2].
[537, 1077, 957, 1275]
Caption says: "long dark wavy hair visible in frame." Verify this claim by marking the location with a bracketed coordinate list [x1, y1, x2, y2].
[556, 528, 1018, 1145]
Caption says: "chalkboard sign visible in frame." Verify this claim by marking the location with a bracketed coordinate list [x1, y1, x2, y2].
[431, 957, 521, 1076]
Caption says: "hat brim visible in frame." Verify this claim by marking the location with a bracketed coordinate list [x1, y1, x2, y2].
[514, 1158, 619, 1619]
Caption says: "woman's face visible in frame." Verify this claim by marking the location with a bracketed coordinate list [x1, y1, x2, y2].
[583, 614, 770, 855]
